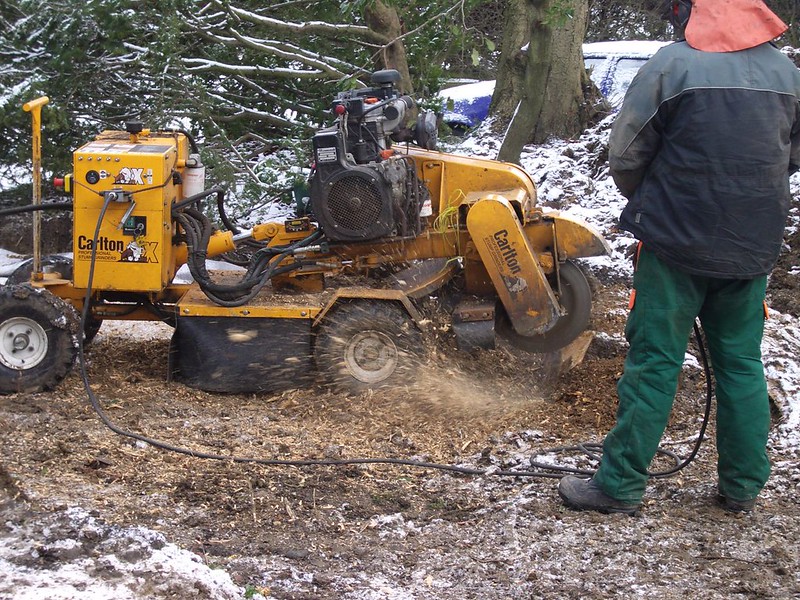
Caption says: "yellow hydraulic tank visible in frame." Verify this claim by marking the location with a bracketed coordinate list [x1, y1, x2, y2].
[72, 130, 188, 292]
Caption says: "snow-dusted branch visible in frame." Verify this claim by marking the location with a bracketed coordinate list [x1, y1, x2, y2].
[231, 75, 317, 118]
[389, 0, 468, 45]
[202, 91, 297, 131]
[183, 18, 362, 81]
[227, 28, 362, 79]
[182, 58, 325, 79]
[216, 2, 388, 44]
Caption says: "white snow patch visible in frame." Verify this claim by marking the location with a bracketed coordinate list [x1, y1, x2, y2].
[0, 508, 244, 600]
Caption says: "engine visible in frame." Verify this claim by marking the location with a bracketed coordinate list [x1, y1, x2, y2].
[309, 70, 434, 242]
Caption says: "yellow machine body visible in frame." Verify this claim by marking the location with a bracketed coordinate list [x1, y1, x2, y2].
[72, 130, 189, 292]
[405, 146, 538, 221]
[60, 131, 608, 334]
[465, 195, 560, 336]
[1, 80, 617, 397]
[7, 116, 610, 396]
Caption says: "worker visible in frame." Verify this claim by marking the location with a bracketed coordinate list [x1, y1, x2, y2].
[558, 0, 800, 515]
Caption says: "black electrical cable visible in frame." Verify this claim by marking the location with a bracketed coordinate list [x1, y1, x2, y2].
[77, 192, 713, 481]
[70, 172, 174, 200]
[0, 202, 73, 217]
[649, 321, 712, 477]
[527, 321, 713, 479]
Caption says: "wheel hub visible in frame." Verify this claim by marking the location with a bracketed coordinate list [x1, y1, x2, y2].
[344, 330, 399, 384]
[0, 317, 49, 370]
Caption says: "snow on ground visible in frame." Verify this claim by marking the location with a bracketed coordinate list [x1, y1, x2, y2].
[0, 508, 244, 600]
[0, 249, 27, 277]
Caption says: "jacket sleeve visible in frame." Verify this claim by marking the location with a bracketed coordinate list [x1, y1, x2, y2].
[608, 55, 671, 199]
[790, 101, 800, 174]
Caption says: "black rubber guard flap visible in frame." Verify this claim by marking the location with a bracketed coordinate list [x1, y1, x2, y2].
[172, 315, 315, 393]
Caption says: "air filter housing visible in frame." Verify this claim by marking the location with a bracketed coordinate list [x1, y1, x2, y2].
[311, 158, 394, 241]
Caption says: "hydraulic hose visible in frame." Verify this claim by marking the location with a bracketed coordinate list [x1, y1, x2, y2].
[171, 185, 240, 235]
[176, 203, 324, 306]
[160, 128, 200, 155]
[171, 186, 224, 213]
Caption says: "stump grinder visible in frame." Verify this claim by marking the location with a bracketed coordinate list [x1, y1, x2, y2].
[0, 70, 609, 395]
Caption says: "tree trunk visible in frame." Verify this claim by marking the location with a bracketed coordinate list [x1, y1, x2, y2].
[364, 0, 414, 94]
[495, 0, 590, 164]
[491, 0, 534, 123]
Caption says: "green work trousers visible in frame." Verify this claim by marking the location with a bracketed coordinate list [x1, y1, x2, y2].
[593, 247, 771, 503]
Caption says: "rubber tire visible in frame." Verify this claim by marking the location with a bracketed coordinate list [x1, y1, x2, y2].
[0, 284, 81, 394]
[314, 300, 422, 395]
[6, 255, 74, 285]
[496, 260, 592, 354]
[6, 256, 103, 343]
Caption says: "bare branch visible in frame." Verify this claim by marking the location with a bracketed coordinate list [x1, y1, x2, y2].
[390, 0, 468, 46]
[230, 75, 317, 117]
[202, 91, 297, 128]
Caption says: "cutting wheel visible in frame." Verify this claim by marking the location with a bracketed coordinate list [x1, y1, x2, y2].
[496, 261, 592, 353]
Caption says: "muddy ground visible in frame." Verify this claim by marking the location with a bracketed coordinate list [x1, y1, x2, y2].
[2, 246, 800, 598]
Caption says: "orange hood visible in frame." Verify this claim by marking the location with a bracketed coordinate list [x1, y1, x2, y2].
[685, 0, 787, 52]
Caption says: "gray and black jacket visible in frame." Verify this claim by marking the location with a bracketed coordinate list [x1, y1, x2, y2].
[609, 40, 800, 278]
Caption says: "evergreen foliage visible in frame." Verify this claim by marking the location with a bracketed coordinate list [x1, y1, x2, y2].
[0, 0, 487, 205]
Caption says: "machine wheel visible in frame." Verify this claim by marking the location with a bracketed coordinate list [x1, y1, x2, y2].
[0, 284, 81, 394]
[6, 256, 103, 343]
[6, 254, 74, 285]
[496, 260, 592, 354]
[314, 300, 422, 394]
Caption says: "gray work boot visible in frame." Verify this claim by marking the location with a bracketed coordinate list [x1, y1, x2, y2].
[558, 475, 640, 515]
[717, 493, 756, 513]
